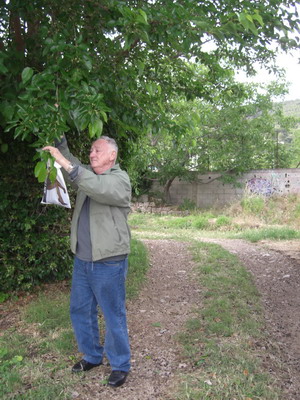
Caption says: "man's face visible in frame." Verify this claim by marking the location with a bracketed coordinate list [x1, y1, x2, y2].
[89, 139, 116, 174]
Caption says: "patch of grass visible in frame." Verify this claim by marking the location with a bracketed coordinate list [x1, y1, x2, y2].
[231, 226, 300, 242]
[1, 238, 149, 399]
[192, 215, 210, 230]
[0, 347, 24, 399]
[128, 212, 150, 227]
[163, 216, 193, 229]
[176, 241, 280, 400]
[47, 330, 77, 355]
[127, 238, 150, 299]
[215, 215, 232, 227]
[293, 202, 300, 218]
[227, 194, 300, 230]
[0, 292, 10, 303]
[23, 292, 70, 332]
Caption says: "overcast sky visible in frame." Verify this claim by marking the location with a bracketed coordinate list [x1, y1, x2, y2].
[236, 50, 300, 102]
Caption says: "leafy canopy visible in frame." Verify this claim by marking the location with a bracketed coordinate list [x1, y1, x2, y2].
[0, 0, 299, 185]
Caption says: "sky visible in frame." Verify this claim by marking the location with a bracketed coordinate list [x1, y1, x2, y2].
[236, 50, 300, 102]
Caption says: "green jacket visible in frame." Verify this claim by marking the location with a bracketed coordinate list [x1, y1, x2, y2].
[58, 140, 131, 260]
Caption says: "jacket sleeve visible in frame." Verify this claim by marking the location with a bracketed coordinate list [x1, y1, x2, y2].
[56, 136, 89, 189]
[56, 136, 85, 167]
[73, 167, 131, 208]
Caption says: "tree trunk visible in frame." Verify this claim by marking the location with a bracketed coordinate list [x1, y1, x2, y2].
[10, 13, 25, 54]
[163, 177, 176, 204]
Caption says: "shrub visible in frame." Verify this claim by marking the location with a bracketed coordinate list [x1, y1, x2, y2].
[0, 140, 73, 294]
[1, 232, 72, 293]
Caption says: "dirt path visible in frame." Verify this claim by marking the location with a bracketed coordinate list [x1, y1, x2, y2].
[73, 237, 300, 400]
[73, 240, 201, 399]
[201, 238, 300, 400]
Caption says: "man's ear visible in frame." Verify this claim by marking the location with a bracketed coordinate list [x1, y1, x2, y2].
[110, 150, 117, 161]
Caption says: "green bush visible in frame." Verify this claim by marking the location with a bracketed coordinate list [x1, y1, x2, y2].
[1, 232, 72, 293]
[0, 140, 73, 294]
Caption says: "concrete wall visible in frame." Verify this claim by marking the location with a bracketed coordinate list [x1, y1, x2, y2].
[151, 169, 300, 208]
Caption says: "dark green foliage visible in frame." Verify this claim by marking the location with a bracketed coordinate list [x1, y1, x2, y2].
[0, 139, 72, 293]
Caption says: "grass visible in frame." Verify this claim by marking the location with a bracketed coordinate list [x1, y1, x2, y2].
[0, 238, 149, 399]
[126, 238, 150, 299]
[230, 226, 300, 242]
[129, 193, 300, 241]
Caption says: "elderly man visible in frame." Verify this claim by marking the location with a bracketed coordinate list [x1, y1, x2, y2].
[43, 135, 131, 387]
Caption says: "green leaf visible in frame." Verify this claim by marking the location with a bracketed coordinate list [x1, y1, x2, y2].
[137, 61, 145, 76]
[138, 9, 148, 25]
[21, 67, 34, 84]
[49, 167, 57, 183]
[1, 143, 8, 153]
[100, 111, 108, 123]
[1, 102, 15, 121]
[89, 118, 103, 138]
[14, 126, 24, 139]
[83, 58, 92, 71]
[34, 161, 48, 182]
[253, 12, 264, 27]
[0, 60, 8, 74]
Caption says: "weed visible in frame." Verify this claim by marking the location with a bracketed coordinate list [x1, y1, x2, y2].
[0, 292, 9, 303]
[178, 198, 197, 211]
[215, 215, 232, 227]
[241, 196, 265, 214]
[0, 347, 24, 398]
[192, 215, 210, 230]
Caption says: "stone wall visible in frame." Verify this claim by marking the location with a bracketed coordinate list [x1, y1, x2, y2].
[146, 168, 300, 209]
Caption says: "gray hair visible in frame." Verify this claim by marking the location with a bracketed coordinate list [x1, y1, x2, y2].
[99, 136, 118, 154]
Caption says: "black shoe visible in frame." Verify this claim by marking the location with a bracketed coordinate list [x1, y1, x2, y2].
[108, 370, 128, 387]
[72, 359, 102, 373]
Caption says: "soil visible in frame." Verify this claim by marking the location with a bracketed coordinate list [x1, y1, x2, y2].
[1, 238, 300, 399]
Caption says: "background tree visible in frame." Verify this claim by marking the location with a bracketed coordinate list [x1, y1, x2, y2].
[139, 79, 296, 201]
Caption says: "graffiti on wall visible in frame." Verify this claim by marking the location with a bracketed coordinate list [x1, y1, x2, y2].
[245, 173, 281, 196]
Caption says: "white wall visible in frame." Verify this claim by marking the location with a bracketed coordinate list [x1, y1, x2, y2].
[151, 169, 300, 208]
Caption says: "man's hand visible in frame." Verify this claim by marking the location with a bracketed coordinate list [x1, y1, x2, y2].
[43, 146, 72, 172]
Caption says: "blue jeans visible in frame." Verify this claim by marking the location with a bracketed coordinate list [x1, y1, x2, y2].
[70, 256, 130, 372]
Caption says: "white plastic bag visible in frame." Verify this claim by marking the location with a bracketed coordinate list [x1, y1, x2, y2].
[41, 162, 71, 208]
